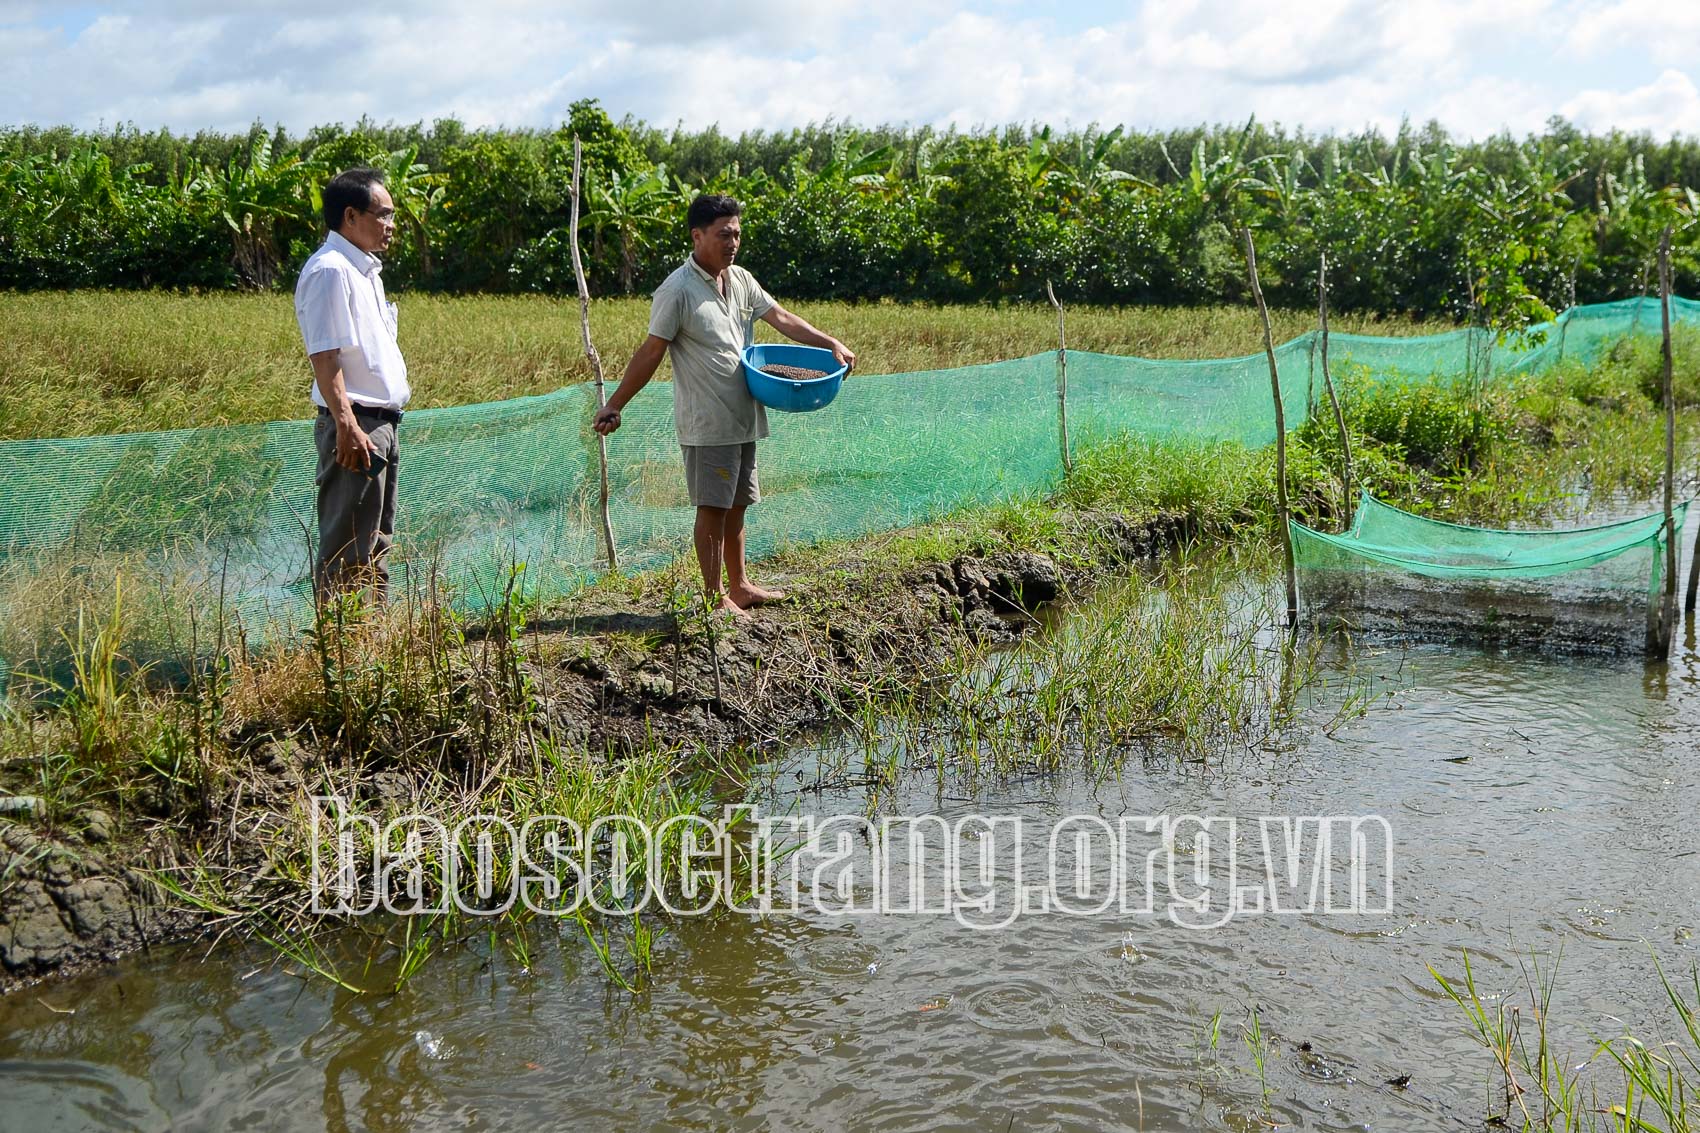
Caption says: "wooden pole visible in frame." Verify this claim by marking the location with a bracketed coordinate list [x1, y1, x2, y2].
[1243, 228, 1298, 626]
[570, 139, 619, 571]
[1632, 259, 1651, 333]
[1045, 280, 1073, 475]
[1651, 225, 1676, 653]
[1556, 257, 1578, 362]
[1687, 443, 1700, 615]
[1317, 253, 1353, 531]
[1655, 222, 1700, 619]
[1687, 299, 1700, 616]
[1306, 328, 1317, 416]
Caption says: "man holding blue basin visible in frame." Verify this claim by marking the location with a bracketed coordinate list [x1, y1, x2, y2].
[593, 194, 855, 615]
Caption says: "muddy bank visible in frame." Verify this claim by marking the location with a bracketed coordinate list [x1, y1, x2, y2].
[0, 509, 1192, 994]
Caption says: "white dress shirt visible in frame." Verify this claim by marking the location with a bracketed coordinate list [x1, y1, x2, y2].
[295, 229, 411, 412]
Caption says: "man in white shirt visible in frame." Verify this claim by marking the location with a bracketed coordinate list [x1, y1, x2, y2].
[593, 194, 854, 615]
[294, 168, 411, 600]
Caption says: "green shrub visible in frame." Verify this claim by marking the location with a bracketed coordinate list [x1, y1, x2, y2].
[1340, 369, 1508, 471]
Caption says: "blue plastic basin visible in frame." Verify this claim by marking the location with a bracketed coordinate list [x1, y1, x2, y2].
[741, 344, 846, 413]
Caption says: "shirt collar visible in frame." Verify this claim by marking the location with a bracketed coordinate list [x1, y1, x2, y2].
[326, 229, 383, 277]
[686, 254, 719, 285]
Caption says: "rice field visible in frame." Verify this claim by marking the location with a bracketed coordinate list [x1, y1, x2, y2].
[0, 291, 1451, 441]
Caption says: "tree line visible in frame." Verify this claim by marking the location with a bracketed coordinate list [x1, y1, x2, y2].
[3, 101, 1698, 329]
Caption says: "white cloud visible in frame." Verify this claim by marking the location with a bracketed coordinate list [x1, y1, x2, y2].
[0, 1, 52, 22]
[0, 21, 53, 64]
[1566, 0, 1700, 67]
[1, 0, 1697, 140]
[1562, 69, 1700, 136]
[1419, 76, 1556, 139]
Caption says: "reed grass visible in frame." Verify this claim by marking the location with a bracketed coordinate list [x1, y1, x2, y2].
[795, 543, 1360, 799]
[1433, 946, 1700, 1132]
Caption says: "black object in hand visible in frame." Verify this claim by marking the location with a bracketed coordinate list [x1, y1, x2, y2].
[364, 451, 388, 480]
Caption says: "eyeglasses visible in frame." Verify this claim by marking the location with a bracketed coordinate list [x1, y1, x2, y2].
[363, 207, 396, 223]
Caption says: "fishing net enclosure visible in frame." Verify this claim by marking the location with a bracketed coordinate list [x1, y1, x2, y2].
[1291, 493, 1686, 653]
[0, 295, 1695, 670]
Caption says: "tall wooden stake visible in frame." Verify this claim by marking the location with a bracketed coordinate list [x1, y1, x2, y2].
[1556, 257, 1578, 361]
[1632, 259, 1652, 333]
[1658, 224, 1700, 618]
[1243, 228, 1298, 626]
[1651, 226, 1675, 652]
[1317, 253, 1353, 531]
[570, 139, 619, 570]
[1045, 280, 1073, 475]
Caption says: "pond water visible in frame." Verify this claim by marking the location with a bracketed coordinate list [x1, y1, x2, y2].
[4, 554, 1700, 1132]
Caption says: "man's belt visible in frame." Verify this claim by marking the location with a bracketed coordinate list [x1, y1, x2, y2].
[320, 405, 404, 426]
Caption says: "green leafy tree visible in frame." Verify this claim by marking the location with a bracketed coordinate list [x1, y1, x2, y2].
[743, 179, 933, 300]
[436, 134, 559, 290]
[930, 137, 1070, 300]
[559, 99, 646, 185]
[5, 115, 1700, 309]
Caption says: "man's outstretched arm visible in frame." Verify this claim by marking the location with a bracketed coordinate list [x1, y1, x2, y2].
[593, 334, 670, 434]
[760, 304, 856, 372]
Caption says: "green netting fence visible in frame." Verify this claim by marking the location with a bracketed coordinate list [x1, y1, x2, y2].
[2, 295, 1697, 669]
[1292, 492, 1687, 653]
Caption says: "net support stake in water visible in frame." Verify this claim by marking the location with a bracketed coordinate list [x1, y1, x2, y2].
[1243, 227, 1298, 626]
[1652, 224, 1676, 653]
[1557, 256, 1579, 362]
[1318, 253, 1353, 532]
[1677, 238, 1700, 615]
[1045, 280, 1072, 476]
[570, 139, 619, 571]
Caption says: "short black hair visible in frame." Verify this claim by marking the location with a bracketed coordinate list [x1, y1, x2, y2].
[687, 193, 741, 232]
[322, 168, 386, 231]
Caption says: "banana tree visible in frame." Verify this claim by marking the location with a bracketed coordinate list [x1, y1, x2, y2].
[381, 145, 445, 280]
[189, 136, 320, 288]
[1463, 142, 1586, 321]
[908, 134, 954, 199]
[695, 161, 773, 202]
[1163, 118, 1281, 224]
[784, 134, 898, 192]
[1021, 127, 1065, 195]
[827, 134, 899, 190]
[1595, 155, 1696, 294]
[39, 147, 123, 226]
[0, 153, 53, 267]
[1245, 146, 1314, 222]
[1052, 125, 1149, 209]
[587, 165, 676, 293]
[0, 152, 56, 227]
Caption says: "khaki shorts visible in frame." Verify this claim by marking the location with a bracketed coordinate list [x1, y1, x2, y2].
[681, 442, 760, 509]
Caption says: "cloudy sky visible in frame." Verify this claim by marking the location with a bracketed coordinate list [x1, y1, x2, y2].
[3, 0, 1698, 138]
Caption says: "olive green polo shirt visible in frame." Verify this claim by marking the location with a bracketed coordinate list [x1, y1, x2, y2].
[648, 255, 776, 446]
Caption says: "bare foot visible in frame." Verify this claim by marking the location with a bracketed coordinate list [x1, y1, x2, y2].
[728, 583, 787, 609]
[713, 594, 750, 618]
